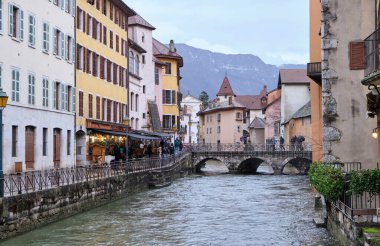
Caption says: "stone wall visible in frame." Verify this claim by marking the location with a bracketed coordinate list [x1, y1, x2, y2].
[0, 154, 193, 241]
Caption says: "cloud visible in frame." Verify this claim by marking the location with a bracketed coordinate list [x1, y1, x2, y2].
[186, 38, 239, 54]
[262, 52, 309, 66]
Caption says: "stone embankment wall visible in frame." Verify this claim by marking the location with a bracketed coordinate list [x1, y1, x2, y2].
[0, 154, 193, 241]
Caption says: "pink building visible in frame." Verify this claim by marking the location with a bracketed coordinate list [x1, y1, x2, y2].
[263, 89, 281, 143]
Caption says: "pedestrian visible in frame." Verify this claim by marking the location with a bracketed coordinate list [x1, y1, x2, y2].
[169, 143, 175, 156]
[280, 136, 285, 151]
[147, 142, 153, 158]
[174, 138, 180, 154]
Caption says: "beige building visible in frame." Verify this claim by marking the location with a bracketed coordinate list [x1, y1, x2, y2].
[198, 76, 267, 144]
[320, 0, 377, 168]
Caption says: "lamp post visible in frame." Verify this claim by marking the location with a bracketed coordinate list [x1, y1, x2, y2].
[0, 88, 8, 197]
[123, 116, 129, 174]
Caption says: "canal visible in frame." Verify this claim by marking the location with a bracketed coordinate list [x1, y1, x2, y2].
[1, 167, 337, 245]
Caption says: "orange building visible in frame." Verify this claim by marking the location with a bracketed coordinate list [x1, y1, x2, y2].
[307, 0, 322, 162]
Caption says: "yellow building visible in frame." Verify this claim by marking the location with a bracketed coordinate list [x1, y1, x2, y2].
[75, 0, 135, 165]
[153, 39, 183, 139]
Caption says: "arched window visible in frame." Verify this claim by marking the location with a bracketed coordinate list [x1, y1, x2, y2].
[131, 118, 135, 130]
[135, 94, 139, 112]
[129, 51, 134, 74]
[135, 55, 139, 76]
[136, 118, 139, 129]
[142, 33, 145, 43]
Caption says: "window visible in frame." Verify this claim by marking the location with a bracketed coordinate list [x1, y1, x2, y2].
[43, 77, 49, 107]
[78, 8, 84, 31]
[142, 34, 145, 43]
[104, 57, 108, 79]
[96, 54, 100, 77]
[8, 3, 24, 40]
[43, 128, 47, 156]
[60, 84, 68, 111]
[143, 85, 146, 94]
[53, 81, 58, 109]
[11, 68, 20, 102]
[135, 55, 139, 75]
[88, 94, 93, 118]
[237, 126, 241, 133]
[42, 21, 49, 52]
[217, 113, 221, 122]
[88, 15, 93, 37]
[53, 28, 64, 58]
[165, 62, 171, 74]
[129, 51, 134, 74]
[162, 90, 176, 104]
[65, 35, 73, 61]
[142, 55, 145, 64]
[28, 73, 35, 105]
[116, 65, 119, 85]
[0, 0, 3, 33]
[217, 126, 221, 134]
[96, 0, 100, 10]
[236, 112, 242, 120]
[155, 67, 159, 85]
[67, 130, 71, 155]
[163, 115, 176, 129]
[115, 34, 119, 52]
[110, 61, 113, 82]
[130, 92, 134, 111]
[135, 94, 139, 112]
[28, 13, 35, 46]
[0, 63, 2, 87]
[103, 25, 107, 45]
[12, 126, 17, 157]
[79, 91, 83, 116]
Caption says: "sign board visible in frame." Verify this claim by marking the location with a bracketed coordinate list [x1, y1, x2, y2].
[376, 208, 380, 216]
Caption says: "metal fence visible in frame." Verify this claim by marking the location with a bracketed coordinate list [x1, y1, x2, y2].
[189, 143, 312, 152]
[2, 150, 191, 197]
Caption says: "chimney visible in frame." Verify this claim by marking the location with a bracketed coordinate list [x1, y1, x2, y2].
[169, 40, 175, 53]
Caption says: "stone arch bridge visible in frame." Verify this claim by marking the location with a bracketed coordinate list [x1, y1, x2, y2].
[190, 144, 312, 175]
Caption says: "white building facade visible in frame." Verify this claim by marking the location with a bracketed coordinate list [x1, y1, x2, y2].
[0, 0, 76, 173]
[180, 94, 202, 143]
[278, 69, 310, 142]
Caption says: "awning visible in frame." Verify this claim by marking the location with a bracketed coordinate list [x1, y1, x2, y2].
[88, 129, 161, 140]
[137, 130, 171, 138]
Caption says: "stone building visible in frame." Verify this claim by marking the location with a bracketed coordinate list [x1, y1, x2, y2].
[282, 102, 312, 146]
[0, 0, 76, 172]
[319, 0, 377, 168]
[262, 89, 281, 143]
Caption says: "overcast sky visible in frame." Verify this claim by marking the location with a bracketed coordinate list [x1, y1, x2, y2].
[125, 0, 309, 66]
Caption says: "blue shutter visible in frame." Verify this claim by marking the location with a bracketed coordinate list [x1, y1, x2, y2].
[8, 3, 13, 36]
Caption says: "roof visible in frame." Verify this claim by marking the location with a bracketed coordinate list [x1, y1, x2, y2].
[283, 101, 311, 124]
[198, 100, 245, 115]
[128, 15, 155, 30]
[217, 76, 236, 97]
[152, 38, 183, 67]
[110, 0, 136, 17]
[235, 85, 267, 110]
[249, 117, 266, 129]
[278, 69, 309, 88]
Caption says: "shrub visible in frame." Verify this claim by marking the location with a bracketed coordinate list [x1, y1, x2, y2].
[349, 169, 380, 198]
[308, 162, 345, 201]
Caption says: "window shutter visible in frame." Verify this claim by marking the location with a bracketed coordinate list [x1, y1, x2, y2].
[92, 18, 96, 39]
[53, 28, 57, 55]
[65, 35, 68, 60]
[19, 10, 24, 40]
[86, 49, 90, 74]
[162, 90, 166, 104]
[86, 13, 90, 35]
[113, 63, 117, 84]
[76, 45, 80, 69]
[100, 56, 104, 79]
[71, 39, 75, 63]
[71, 0, 75, 17]
[103, 26, 107, 45]
[349, 41, 365, 70]
[60, 32, 64, 58]
[107, 60, 111, 82]
[92, 52, 96, 76]
[82, 10, 86, 33]
[72, 87, 76, 113]
[8, 3, 13, 36]
[119, 65, 122, 86]
[99, 23, 102, 41]
[79, 91, 83, 116]
[76, 7, 80, 29]
[172, 90, 176, 104]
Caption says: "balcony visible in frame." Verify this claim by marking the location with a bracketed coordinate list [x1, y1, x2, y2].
[362, 28, 380, 86]
[306, 62, 321, 85]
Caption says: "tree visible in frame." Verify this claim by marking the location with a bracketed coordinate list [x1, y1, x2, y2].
[199, 91, 209, 108]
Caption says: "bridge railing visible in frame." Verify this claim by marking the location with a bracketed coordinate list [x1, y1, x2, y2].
[2, 149, 192, 197]
[188, 143, 312, 152]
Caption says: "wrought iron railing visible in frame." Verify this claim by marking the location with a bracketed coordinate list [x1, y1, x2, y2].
[364, 28, 380, 77]
[189, 143, 312, 152]
[307, 62, 321, 76]
[2, 150, 191, 197]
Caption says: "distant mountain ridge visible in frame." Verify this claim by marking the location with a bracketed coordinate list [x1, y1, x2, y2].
[175, 43, 306, 98]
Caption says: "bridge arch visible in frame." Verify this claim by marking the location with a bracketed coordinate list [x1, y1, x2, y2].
[194, 157, 227, 173]
[237, 157, 269, 174]
[280, 157, 312, 175]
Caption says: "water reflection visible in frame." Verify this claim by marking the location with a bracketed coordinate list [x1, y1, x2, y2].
[2, 174, 337, 246]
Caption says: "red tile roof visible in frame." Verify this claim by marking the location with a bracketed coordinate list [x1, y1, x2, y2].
[217, 76, 236, 97]
[128, 15, 155, 30]
[278, 69, 309, 87]
[235, 85, 267, 110]
[152, 38, 183, 67]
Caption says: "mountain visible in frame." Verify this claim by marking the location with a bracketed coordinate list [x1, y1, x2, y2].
[175, 44, 306, 98]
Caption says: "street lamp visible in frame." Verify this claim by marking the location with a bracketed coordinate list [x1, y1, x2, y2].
[123, 116, 129, 174]
[0, 88, 8, 197]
